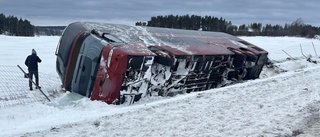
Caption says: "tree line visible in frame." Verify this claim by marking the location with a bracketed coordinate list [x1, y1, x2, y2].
[34, 26, 65, 36]
[136, 15, 320, 38]
[0, 13, 34, 36]
[1, 13, 319, 38]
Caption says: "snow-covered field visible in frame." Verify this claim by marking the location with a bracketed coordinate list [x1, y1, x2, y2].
[1, 35, 320, 137]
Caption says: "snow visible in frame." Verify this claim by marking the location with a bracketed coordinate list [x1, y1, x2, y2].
[242, 36, 320, 61]
[1, 35, 320, 136]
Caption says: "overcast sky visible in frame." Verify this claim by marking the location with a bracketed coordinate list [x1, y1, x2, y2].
[0, 0, 319, 26]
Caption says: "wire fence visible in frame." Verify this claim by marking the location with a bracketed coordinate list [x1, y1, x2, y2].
[267, 41, 320, 62]
[0, 65, 62, 108]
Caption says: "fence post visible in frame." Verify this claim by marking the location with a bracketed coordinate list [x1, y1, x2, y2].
[300, 44, 307, 58]
[312, 42, 318, 57]
[282, 49, 294, 59]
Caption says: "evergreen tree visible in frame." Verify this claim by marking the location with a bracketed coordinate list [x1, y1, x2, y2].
[249, 23, 262, 35]
[0, 13, 34, 36]
[0, 13, 5, 34]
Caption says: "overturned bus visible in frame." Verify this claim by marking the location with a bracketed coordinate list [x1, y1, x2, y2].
[55, 22, 268, 104]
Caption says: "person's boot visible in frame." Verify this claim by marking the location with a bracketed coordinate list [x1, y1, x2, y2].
[36, 86, 41, 89]
[30, 87, 33, 91]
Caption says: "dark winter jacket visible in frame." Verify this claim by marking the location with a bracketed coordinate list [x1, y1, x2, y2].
[25, 54, 42, 71]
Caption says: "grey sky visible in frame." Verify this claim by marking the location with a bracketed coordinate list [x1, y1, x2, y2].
[0, 0, 319, 26]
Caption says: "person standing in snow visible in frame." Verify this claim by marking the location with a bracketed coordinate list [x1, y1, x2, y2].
[25, 49, 42, 90]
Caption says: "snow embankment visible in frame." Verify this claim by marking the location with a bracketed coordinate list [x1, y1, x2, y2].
[5, 59, 320, 137]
